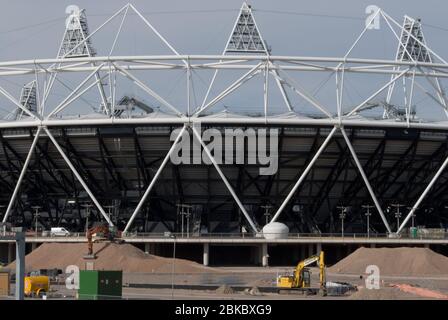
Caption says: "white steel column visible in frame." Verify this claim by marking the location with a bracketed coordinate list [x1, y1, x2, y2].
[123, 125, 187, 233]
[203, 243, 210, 266]
[340, 127, 392, 233]
[261, 243, 269, 267]
[2, 127, 42, 223]
[264, 62, 269, 119]
[192, 126, 259, 233]
[187, 60, 191, 116]
[271, 126, 337, 223]
[44, 127, 114, 226]
[270, 65, 293, 112]
[397, 153, 448, 233]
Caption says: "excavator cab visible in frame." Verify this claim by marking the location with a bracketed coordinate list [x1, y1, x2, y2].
[301, 268, 311, 287]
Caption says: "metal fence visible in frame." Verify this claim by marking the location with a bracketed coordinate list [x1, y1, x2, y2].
[24, 230, 448, 240]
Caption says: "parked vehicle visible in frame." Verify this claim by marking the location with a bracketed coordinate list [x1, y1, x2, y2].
[24, 276, 49, 297]
[50, 227, 70, 237]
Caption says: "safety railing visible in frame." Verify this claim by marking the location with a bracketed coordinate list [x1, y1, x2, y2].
[23, 230, 448, 240]
[120, 231, 448, 240]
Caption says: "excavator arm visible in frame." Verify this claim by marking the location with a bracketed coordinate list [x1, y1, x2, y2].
[319, 251, 326, 288]
[86, 225, 110, 256]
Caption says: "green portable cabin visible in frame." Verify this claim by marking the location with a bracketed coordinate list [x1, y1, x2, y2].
[78, 270, 122, 300]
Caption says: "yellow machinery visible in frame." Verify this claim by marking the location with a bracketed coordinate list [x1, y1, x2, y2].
[277, 251, 326, 296]
[24, 275, 49, 297]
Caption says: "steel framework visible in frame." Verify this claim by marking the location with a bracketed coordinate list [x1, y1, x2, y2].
[0, 3, 447, 235]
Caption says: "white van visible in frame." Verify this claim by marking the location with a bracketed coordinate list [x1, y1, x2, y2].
[50, 227, 70, 237]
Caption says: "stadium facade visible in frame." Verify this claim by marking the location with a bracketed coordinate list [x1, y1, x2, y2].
[0, 2, 447, 246]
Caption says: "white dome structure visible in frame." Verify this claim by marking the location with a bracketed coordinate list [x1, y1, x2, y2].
[262, 222, 289, 239]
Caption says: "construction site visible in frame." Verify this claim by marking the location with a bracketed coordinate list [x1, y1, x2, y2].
[0, 1, 447, 301]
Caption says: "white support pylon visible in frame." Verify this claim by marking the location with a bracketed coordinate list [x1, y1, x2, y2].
[2, 127, 42, 223]
[123, 125, 187, 233]
[340, 127, 392, 233]
[44, 127, 114, 226]
[191, 125, 259, 233]
[270, 126, 337, 223]
[397, 152, 448, 233]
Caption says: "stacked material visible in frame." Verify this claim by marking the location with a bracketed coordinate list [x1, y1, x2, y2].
[7, 243, 216, 274]
[329, 247, 448, 276]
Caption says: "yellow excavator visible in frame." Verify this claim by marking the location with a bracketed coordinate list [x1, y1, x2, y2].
[277, 251, 327, 296]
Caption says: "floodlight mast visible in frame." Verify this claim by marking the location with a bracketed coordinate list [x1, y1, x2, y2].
[43, 6, 110, 117]
[15, 81, 37, 120]
[385, 16, 448, 120]
[199, 2, 292, 116]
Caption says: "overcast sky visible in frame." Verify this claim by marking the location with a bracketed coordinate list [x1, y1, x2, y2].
[0, 0, 446, 118]
[1, 0, 446, 58]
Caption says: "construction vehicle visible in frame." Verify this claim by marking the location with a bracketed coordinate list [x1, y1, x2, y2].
[85, 224, 123, 259]
[277, 251, 327, 296]
[24, 275, 49, 297]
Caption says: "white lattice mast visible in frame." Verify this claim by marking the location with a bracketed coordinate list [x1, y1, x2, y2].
[385, 16, 446, 119]
[225, 2, 269, 53]
[43, 6, 109, 116]
[398, 17, 430, 62]
[58, 7, 96, 58]
[15, 81, 37, 120]
[199, 2, 292, 114]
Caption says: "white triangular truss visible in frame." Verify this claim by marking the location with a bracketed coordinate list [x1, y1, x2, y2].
[58, 7, 96, 58]
[384, 15, 447, 120]
[199, 2, 306, 117]
[43, 4, 185, 119]
[225, 2, 268, 53]
[16, 80, 37, 120]
[397, 16, 431, 63]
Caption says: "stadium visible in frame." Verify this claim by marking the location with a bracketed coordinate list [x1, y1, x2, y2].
[0, 2, 448, 267]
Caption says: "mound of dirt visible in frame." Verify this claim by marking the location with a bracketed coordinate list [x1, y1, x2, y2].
[7, 242, 216, 274]
[216, 285, 234, 294]
[329, 247, 448, 276]
[349, 287, 416, 300]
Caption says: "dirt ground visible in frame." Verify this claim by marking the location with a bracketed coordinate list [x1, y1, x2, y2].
[3, 245, 448, 300]
[4, 266, 447, 300]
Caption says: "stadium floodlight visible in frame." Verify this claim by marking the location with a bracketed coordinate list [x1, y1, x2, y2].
[58, 7, 96, 58]
[15, 81, 37, 120]
[385, 16, 447, 120]
[226, 3, 268, 54]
